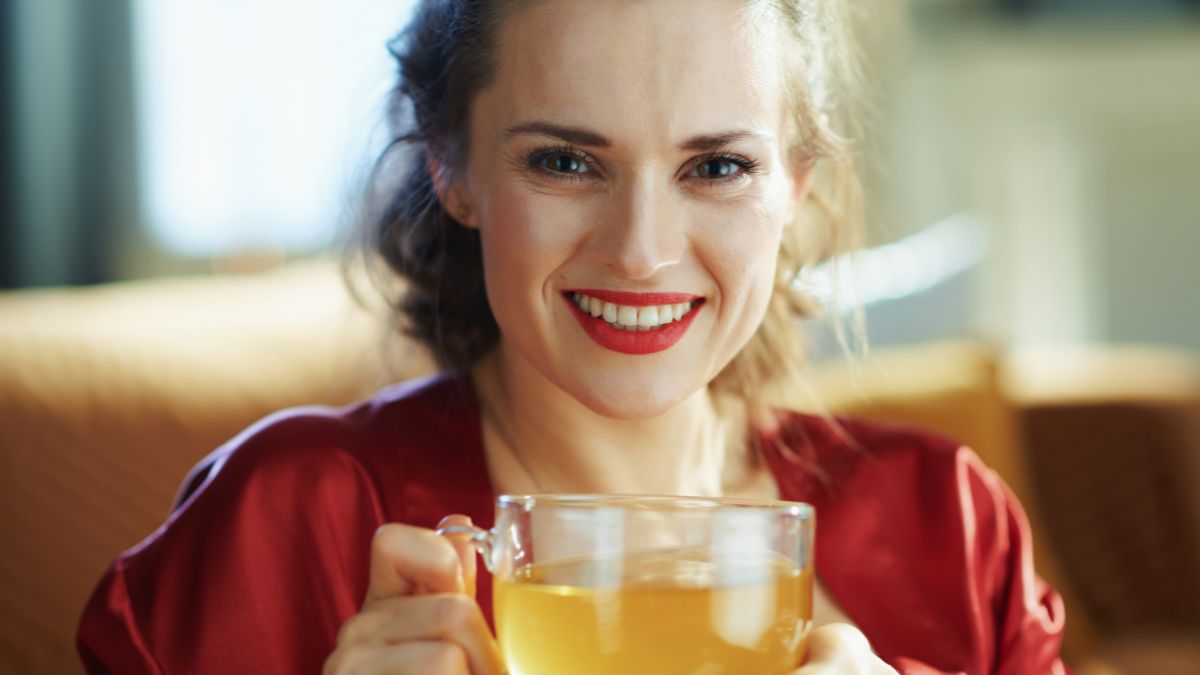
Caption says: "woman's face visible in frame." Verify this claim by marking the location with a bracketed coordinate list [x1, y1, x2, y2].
[455, 0, 810, 419]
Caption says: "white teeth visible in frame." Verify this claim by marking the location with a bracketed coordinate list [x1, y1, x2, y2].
[637, 306, 659, 327]
[617, 305, 638, 326]
[602, 302, 618, 323]
[571, 293, 697, 330]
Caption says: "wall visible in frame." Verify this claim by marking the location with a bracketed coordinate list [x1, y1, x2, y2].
[872, 10, 1200, 350]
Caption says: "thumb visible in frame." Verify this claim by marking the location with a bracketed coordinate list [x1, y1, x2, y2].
[436, 514, 479, 598]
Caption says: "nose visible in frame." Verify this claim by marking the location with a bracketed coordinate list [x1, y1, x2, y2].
[592, 175, 685, 280]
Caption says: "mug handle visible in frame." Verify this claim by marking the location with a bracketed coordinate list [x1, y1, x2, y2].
[435, 523, 498, 573]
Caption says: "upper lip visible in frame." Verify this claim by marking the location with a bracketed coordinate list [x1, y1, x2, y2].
[564, 289, 704, 306]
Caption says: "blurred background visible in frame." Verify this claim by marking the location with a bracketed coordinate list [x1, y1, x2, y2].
[3, 0, 1199, 349]
[2, 0, 1199, 673]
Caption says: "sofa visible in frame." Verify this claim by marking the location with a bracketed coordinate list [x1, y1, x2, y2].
[2, 260, 1197, 674]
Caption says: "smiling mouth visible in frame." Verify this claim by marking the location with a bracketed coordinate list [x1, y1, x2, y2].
[565, 291, 703, 332]
[561, 289, 706, 356]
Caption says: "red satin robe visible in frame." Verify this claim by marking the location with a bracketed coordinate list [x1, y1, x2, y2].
[77, 373, 1070, 674]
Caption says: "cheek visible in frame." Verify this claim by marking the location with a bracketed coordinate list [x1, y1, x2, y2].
[696, 196, 787, 330]
[475, 182, 588, 324]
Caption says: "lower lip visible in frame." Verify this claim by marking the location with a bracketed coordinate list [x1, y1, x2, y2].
[565, 296, 704, 355]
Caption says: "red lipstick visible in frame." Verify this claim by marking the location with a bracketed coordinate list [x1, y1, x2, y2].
[563, 290, 704, 355]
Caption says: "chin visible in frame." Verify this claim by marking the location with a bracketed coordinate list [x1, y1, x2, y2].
[559, 366, 703, 421]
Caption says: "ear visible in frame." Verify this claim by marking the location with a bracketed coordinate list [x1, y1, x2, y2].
[426, 153, 479, 228]
[784, 157, 816, 225]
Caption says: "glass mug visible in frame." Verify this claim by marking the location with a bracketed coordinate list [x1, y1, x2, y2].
[438, 494, 815, 675]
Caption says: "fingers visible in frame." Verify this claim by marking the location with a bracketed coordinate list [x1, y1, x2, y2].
[794, 624, 897, 674]
[338, 593, 504, 675]
[366, 523, 464, 604]
[437, 515, 479, 598]
[329, 521, 502, 675]
[808, 623, 872, 659]
[325, 639, 470, 675]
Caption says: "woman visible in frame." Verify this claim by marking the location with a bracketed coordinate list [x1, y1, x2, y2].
[78, 0, 1069, 673]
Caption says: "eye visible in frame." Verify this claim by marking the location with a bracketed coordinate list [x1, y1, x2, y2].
[694, 158, 740, 179]
[542, 154, 588, 174]
[687, 153, 760, 183]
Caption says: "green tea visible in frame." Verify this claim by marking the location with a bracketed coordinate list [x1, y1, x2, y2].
[494, 554, 812, 675]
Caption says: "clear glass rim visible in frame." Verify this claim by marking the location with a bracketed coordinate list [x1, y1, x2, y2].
[496, 493, 814, 517]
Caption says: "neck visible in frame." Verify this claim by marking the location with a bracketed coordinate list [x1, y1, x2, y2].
[470, 343, 761, 498]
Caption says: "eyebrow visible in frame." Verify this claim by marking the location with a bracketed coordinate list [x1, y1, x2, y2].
[503, 121, 771, 151]
[505, 122, 610, 147]
[679, 130, 772, 152]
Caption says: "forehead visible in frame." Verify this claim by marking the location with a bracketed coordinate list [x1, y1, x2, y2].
[478, 0, 787, 144]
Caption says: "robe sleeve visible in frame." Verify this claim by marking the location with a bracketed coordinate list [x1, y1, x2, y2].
[890, 448, 1071, 675]
[961, 450, 1070, 675]
[76, 410, 389, 675]
[77, 560, 164, 675]
[788, 411, 1074, 675]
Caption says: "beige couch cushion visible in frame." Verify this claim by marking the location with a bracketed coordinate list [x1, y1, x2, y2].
[0, 261, 430, 674]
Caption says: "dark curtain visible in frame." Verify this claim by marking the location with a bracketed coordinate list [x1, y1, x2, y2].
[1, 0, 15, 288]
[1, 0, 137, 289]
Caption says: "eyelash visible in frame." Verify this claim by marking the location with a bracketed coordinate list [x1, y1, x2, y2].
[523, 145, 761, 186]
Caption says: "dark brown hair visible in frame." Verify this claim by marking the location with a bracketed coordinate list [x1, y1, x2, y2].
[350, 0, 865, 411]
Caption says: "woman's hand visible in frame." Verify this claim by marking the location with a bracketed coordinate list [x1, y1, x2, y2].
[794, 624, 899, 674]
[323, 516, 505, 675]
